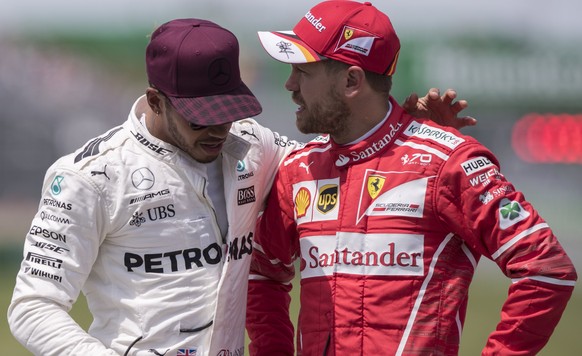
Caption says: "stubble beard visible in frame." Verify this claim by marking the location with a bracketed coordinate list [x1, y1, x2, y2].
[295, 89, 351, 137]
[168, 114, 218, 163]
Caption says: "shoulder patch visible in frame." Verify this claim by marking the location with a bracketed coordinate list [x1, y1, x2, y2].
[74, 127, 123, 163]
[403, 121, 465, 149]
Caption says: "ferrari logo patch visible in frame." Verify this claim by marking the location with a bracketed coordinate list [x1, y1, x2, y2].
[367, 175, 385, 199]
[344, 28, 354, 40]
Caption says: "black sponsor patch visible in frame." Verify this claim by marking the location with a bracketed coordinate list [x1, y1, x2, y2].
[237, 186, 256, 205]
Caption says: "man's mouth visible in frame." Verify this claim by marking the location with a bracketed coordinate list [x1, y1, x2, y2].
[200, 140, 225, 153]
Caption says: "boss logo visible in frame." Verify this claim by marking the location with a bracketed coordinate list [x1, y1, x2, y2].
[237, 186, 256, 206]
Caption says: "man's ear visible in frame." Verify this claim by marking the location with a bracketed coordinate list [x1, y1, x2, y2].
[145, 88, 164, 114]
[345, 66, 366, 98]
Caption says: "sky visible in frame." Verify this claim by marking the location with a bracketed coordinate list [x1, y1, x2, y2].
[2, 0, 581, 42]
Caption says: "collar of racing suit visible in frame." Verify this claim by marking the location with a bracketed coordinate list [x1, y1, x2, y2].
[128, 96, 251, 164]
[330, 97, 410, 169]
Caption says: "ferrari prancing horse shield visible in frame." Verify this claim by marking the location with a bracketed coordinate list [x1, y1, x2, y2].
[367, 174, 385, 199]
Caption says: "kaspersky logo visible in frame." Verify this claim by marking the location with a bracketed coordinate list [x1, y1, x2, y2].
[498, 198, 530, 229]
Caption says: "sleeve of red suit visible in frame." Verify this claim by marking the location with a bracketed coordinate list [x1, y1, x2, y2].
[247, 170, 298, 356]
[435, 142, 577, 355]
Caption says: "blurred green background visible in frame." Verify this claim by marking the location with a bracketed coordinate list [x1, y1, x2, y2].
[1, 1, 580, 355]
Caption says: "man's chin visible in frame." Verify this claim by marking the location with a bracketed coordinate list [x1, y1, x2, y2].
[295, 118, 312, 135]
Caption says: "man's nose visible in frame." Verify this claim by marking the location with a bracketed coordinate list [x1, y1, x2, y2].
[207, 123, 232, 136]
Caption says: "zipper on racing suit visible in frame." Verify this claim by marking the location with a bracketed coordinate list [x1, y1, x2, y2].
[201, 178, 227, 245]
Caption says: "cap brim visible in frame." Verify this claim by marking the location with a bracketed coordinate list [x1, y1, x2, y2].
[257, 31, 327, 64]
[167, 82, 262, 126]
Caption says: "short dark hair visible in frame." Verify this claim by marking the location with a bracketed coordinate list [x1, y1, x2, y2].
[324, 59, 392, 98]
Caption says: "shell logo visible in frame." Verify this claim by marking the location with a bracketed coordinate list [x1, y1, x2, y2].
[294, 187, 312, 218]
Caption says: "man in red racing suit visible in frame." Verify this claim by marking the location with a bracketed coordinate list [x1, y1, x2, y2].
[247, 1, 577, 354]
[247, 97, 577, 355]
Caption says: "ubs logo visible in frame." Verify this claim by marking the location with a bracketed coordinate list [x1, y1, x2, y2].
[131, 168, 155, 190]
[130, 204, 176, 227]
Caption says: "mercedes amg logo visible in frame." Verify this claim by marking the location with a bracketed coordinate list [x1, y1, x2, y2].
[131, 167, 155, 190]
[209, 58, 232, 86]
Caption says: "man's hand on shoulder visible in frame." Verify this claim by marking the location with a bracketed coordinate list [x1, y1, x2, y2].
[402, 88, 477, 129]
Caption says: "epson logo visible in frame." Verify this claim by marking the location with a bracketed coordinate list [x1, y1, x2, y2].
[29, 225, 67, 243]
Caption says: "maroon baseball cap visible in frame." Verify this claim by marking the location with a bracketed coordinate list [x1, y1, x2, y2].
[258, 1, 400, 76]
[146, 18, 262, 126]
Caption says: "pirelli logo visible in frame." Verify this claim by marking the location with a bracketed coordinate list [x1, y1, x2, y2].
[26, 252, 63, 269]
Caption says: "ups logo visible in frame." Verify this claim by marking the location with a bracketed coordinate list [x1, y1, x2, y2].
[316, 184, 338, 214]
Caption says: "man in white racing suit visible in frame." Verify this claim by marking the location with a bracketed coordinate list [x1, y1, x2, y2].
[7, 17, 471, 356]
[7, 18, 301, 356]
